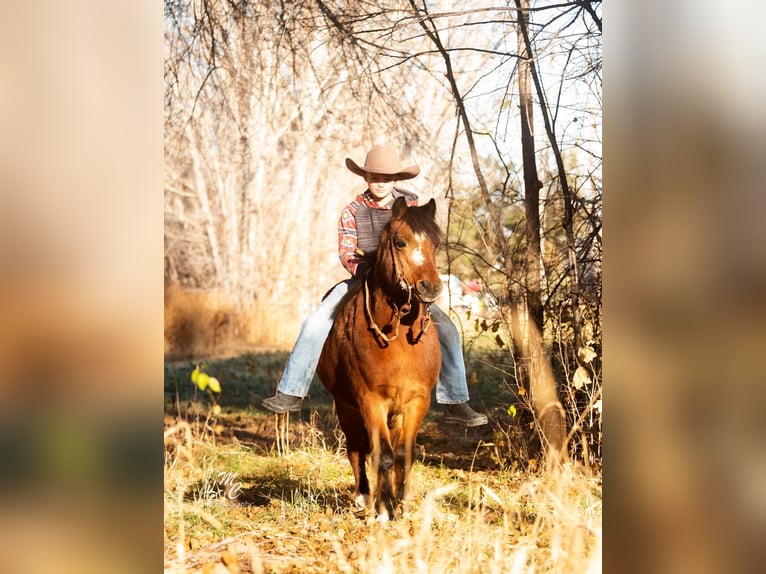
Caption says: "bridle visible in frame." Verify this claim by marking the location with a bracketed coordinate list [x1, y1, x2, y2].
[363, 225, 433, 346]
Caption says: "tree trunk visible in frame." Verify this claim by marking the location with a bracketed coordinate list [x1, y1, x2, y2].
[516, 5, 586, 361]
[516, 0, 565, 463]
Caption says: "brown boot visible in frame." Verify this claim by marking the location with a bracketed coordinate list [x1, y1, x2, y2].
[443, 402, 488, 427]
[261, 392, 303, 413]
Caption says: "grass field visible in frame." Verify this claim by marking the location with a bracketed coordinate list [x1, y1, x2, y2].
[163, 350, 602, 573]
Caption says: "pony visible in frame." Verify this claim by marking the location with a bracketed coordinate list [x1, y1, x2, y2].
[317, 196, 443, 519]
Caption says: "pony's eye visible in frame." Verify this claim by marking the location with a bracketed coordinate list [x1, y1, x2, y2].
[394, 238, 407, 249]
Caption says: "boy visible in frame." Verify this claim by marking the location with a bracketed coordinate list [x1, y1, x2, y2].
[262, 145, 487, 426]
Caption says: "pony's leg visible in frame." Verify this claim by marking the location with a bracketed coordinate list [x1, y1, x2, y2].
[375, 437, 397, 519]
[336, 404, 370, 507]
[398, 397, 431, 503]
[393, 445, 406, 502]
[348, 450, 370, 508]
[361, 403, 397, 519]
[388, 413, 406, 502]
[388, 413, 407, 502]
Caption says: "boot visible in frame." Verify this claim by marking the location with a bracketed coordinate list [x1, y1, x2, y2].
[443, 402, 488, 427]
[261, 392, 303, 414]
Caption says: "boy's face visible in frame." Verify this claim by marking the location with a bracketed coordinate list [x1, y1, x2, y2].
[365, 172, 396, 202]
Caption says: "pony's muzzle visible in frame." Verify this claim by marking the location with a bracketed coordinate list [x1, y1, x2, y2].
[415, 278, 442, 303]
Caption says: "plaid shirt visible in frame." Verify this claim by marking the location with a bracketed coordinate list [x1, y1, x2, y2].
[338, 189, 418, 276]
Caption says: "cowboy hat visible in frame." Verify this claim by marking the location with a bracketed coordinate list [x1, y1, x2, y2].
[345, 145, 420, 180]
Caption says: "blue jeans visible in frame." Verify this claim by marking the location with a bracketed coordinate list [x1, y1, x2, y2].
[278, 280, 470, 404]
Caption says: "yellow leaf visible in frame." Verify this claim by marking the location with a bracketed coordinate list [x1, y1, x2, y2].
[507, 404, 517, 418]
[578, 345, 597, 364]
[572, 366, 591, 389]
[208, 376, 221, 393]
[196, 372, 210, 391]
[593, 399, 602, 414]
[518, 387, 526, 396]
[191, 365, 200, 384]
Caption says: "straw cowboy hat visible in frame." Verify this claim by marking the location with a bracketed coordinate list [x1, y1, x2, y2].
[345, 145, 420, 180]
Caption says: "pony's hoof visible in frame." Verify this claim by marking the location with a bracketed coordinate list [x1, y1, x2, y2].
[354, 493, 370, 509]
[375, 510, 390, 523]
[376, 500, 397, 522]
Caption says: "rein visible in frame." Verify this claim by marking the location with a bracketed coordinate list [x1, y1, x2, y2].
[363, 229, 433, 346]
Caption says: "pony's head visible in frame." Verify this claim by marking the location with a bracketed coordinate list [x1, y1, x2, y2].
[375, 197, 443, 303]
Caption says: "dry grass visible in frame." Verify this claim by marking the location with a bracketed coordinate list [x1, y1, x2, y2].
[164, 418, 601, 573]
[164, 285, 304, 359]
[164, 285, 239, 358]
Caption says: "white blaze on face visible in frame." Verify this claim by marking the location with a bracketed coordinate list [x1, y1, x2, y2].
[411, 233, 426, 266]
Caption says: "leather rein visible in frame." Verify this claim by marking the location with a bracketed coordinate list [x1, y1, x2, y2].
[362, 229, 433, 346]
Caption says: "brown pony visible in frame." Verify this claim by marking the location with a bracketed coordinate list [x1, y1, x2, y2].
[317, 197, 443, 519]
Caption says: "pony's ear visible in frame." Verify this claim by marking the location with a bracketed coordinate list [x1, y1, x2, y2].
[392, 196, 408, 218]
[423, 198, 436, 219]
